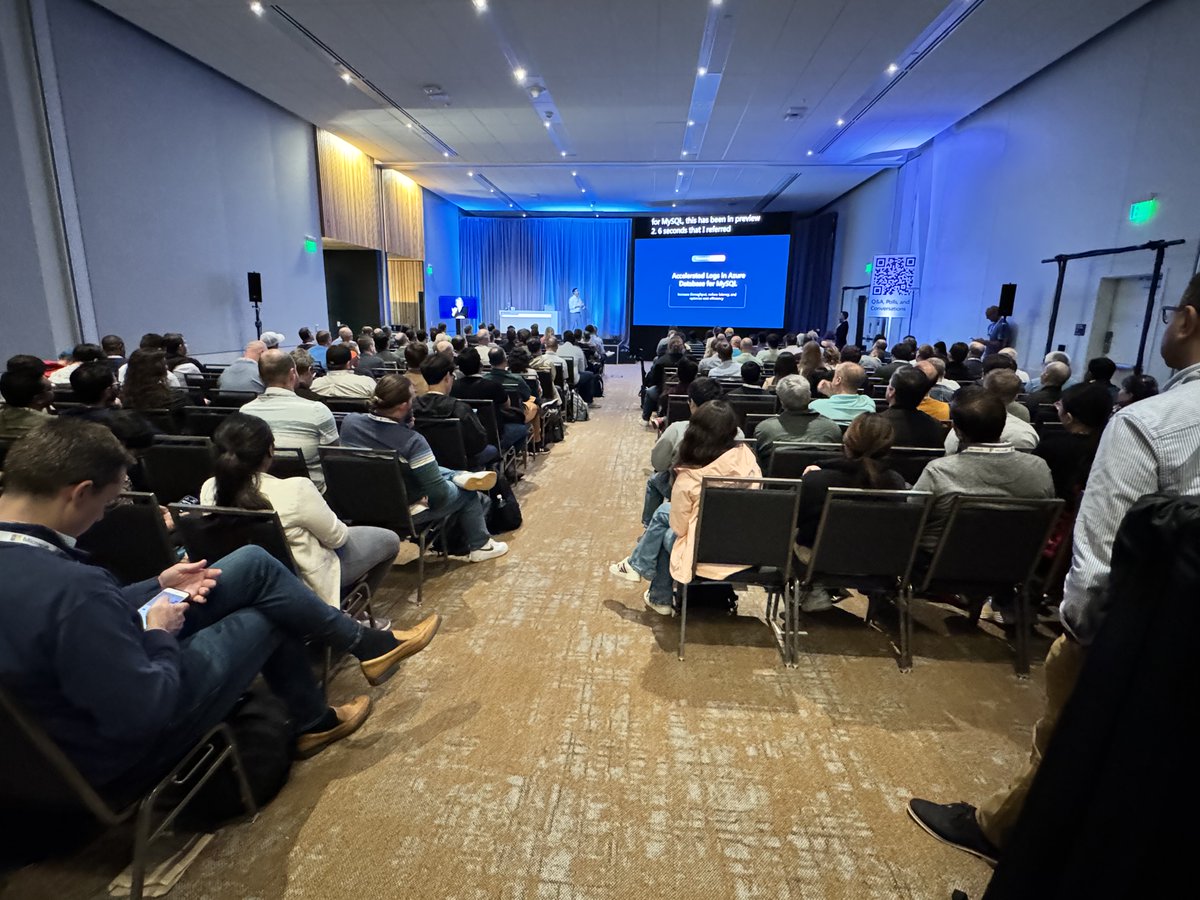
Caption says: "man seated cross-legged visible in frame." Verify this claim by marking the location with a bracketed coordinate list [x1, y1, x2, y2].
[0, 419, 440, 793]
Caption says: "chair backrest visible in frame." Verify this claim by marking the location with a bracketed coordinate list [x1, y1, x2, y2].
[211, 391, 257, 408]
[465, 398, 503, 449]
[140, 408, 179, 433]
[872, 384, 889, 399]
[319, 447, 415, 534]
[536, 369, 554, 399]
[76, 492, 177, 585]
[169, 503, 297, 571]
[666, 394, 691, 425]
[806, 488, 933, 586]
[691, 477, 801, 577]
[727, 396, 778, 428]
[182, 405, 234, 438]
[268, 447, 311, 480]
[141, 435, 214, 503]
[885, 446, 942, 484]
[921, 495, 1064, 591]
[0, 687, 120, 822]
[743, 412, 774, 438]
[766, 443, 842, 479]
[564, 357, 576, 388]
[320, 397, 370, 414]
[413, 417, 470, 469]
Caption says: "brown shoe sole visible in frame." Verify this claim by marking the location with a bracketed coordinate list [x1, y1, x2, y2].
[360, 614, 442, 686]
[294, 696, 372, 759]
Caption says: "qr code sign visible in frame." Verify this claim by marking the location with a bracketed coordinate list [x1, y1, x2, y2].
[870, 255, 917, 296]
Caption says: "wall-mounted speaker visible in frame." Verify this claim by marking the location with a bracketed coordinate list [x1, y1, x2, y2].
[247, 271, 263, 305]
[998, 282, 1016, 317]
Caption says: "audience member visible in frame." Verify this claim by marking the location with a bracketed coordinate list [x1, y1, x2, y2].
[756, 333, 782, 365]
[1115, 372, 1158, 409]
[945, 370, 1038, 453]
[656, 356, 698, 420]
[839, 344, 863, 365]
[944, 341, 973, 382]
[914, 361, 950, 421]
[755, 375, 842, 465]
[297, 327, 316, 350]
[1025, 360, 1071, 421]
[809, 362, 875, 425]
[290, 349, 323, 402]
[101, 334, 126, 375]
[309, 330, 332, 370]
[121, 349, 187, 430]
[964, 341, 986, 378]
[876, 342, 916, 383]
[310, 345, 375, 399]
[762, 352, 797, 391]
[48, 343, 104, 386]
[60, 362, 157, 450]
[217, 340, 267, 395]
[1024, 351, 1073, 393]
[451, 351, 528, 452]
[699, 341, 739, 378]
[0, 369, 52, 441]
[415, 353, 496, 467]
[557, 331, 599, 406]
[925, 357, 958, 402]
[648, 378, 738, 485]
[727, 361, 766, 396]
[1085, 356, 1119, 402]
[643, 336, 686, 421]
[859, 338, 887, 372]
[798, 342, 832, 395]
[1033, 383, 1112, 502]
[997, 347, 1029, 385]
[0, 418, 440, 788]
[611, 401, 761, 615]
[338, 376, 508, 561]
[355, 337, 386, 378]
[259, 331, 284, 350]
[527, 338, 562, 402]
[163, 334, 202, 377]
[880, 367, 946, 448]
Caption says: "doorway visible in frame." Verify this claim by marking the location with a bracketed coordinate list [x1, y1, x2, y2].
[1087, 274, 1167, 380]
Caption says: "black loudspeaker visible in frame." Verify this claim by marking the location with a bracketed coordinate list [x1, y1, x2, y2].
[247, 272, 262, 305]
[998, 282, 1016, 317]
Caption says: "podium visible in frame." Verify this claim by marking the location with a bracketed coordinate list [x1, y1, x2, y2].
[498, 309, 559, 333]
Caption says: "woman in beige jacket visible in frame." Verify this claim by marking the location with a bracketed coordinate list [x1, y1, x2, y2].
[610, 400, 761, 614]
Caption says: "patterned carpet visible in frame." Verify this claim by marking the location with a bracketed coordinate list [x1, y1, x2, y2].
[3, 366, 1049, 900]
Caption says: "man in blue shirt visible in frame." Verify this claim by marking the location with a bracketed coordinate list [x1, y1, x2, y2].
[983, 305, 1011, 355]
[308, 330, 332, 371]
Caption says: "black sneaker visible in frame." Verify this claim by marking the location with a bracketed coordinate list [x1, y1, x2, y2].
[906, 799, 1000, 864]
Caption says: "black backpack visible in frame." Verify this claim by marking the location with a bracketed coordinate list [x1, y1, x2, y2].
[485, 473, 523, 534]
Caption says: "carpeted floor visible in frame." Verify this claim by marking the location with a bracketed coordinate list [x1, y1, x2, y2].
[2, 366, 1050, 899]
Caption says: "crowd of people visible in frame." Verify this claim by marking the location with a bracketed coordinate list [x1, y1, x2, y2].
[0, 318, 607, 806]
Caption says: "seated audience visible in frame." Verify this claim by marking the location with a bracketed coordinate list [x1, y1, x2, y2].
[1025, 360, 1071, 421]
[944, 341, 973, 382]
[1025, 351, 1075, 393]
[241, 349, 339, 490]
[60, 362, 157, 450]
[0, 368, 52, 441]
[914, 361, 950, 421]
[611, 401, 761, 615]
[297, 327, 316, 351]
[699, 340, 740, 378]
[798, 342, 832, 395]
[201, 414, 399, 610]
[338, 376, 508, 561]
[451, 351, 528, 452]
[926, 357, 959, 402]
[727, 360, 767, 396]
[756, 333, 782, 365]
[290, 349, 323, 402]
[310, 345, 376, 399]
[964, 341, 986, 378]
[762, 351, 797, 391]
[876, 342, 916, 383]
[485, 346, 530, 401]
[163, 334, 202, 377]
[997, 347, 1029, 385]
[557, 332, 599, 406]
[120, 349, 188, 430]
[404, 342, 430, 397]
[101, 334, 126, 375]
[1034, 383, 1112, 502]
[1085, 356, 1119, 402]
[808, 362, 874, 425]
[1115, 372, 1158, 409]
[944, 370, 1039, 453]
[414, 353, 496, 467]
[655, 356, 697, 421]
[880, 367, 946, 448]
[859, 338, 887, 372]
[49, 343, 105, 386]
[755, 375, 842, 464]
[527, 338, 562, 402]
[216, 340, 267, 395]
[914, 387, 1055, 553]
[308, 330, 332, 370]
[650, 378, 740, 475]
[0, 419, 440, 788]
[355, 337, 386, 378]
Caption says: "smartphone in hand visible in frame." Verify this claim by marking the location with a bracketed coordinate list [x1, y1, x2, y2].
[138, 588, 190, 629]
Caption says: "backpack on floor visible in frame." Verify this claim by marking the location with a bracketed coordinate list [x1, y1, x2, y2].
[544, 410, 565, 444]
[571, 392, 589, 421]
[486, 473, 523, 534]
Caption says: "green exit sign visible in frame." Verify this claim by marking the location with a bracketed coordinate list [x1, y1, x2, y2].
[1129, 198, 1158, 224]
[864, 262, 873, 275]
[304, 238, 319, 253]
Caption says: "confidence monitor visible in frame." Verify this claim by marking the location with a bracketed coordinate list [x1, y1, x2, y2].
[631, 213, 791, 331]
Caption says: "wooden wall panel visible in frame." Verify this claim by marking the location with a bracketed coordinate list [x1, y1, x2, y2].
[315, 129, 381, 249]
[387, 257, 424, 327]
[381, 169, 425, 259]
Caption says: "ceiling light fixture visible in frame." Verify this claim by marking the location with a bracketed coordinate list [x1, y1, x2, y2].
[697, 66, 707, 76]
[472, 0, 488, 11]
[672, 202, 677, 208]
[687, 120, 695, 127]
[467, 170, 474, 177]
[681, 150, 688, 156]
[340, 72, 353, 84]
[886, 63, 899, 75]
[249, 1, 264, 15]
[571, 171, 577, 176]
[442, 151, 450, 157]
[806, 150, 813, 156]
[580, 188, 586, 193]
[543, 120, 551, 128]
[513, 67, 527, 83]
[677, 170, 683, 176]
[836, 118, 845, 126]
[560, 151, 567, 157]
[529, 85, 544, 98]
[521, 213, 527, 217]
[713, 0, 723, 5]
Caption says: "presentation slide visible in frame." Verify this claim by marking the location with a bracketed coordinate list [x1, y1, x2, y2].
[438, 295, 479, 318]
[632, 233, 790, 327]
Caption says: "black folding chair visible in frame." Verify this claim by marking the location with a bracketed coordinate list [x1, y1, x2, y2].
[210, 391, 257, 408]
[77, 492, 177, 585]
[917, 495, 1064, 676]
[465, 398, 519, 474]
[766, 443, 843, 479]
[141, 436, 213, 503]
[319, 447, 453, 605]
[886, 446, 943, 484]
[554, 365, 574, 421]
[268, 447, 311, 480]
[140, 408, 180, 434]
[413, 417, 471, 470]
[678, 477, 802, 663]
[666, 394, 691, 425]
[320, 397, 371, 414]
[0, 687, 255, 900]
[742, 412, 774, 439]
[183, 405, 234, 438]
[169, 503, 297, 570]
[794, 488, 933, 670]
[728, 397, 778, 429]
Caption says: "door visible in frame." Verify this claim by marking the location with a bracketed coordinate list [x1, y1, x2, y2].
[1087, 275, 1161, 375]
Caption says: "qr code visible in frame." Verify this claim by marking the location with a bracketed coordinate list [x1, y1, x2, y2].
[870, 255, 917, 296]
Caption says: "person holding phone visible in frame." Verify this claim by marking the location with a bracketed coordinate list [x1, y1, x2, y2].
[0, 419, 441, 791]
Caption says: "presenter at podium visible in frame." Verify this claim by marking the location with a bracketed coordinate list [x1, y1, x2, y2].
[451, 296, 467, 335]
[566, 287, 585, 332]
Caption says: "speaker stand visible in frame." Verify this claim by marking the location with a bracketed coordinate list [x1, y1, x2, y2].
[252, 300, 263, 339]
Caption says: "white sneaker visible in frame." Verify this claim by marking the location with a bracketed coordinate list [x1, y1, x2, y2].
[800, 587, 835, 613]
[452, 470, 498, 492]
[609, 558, 642, 582]
[467, 539, 508, 562]
[643, 590, 673, 616]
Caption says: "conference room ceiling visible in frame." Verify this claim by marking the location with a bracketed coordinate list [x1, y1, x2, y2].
[96, 0, 1150, 216]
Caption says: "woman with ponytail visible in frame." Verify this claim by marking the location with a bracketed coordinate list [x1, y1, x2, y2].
[200, 413, 402, 612]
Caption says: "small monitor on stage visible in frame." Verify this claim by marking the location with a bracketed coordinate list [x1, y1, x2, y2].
[438, 295, 479, 318]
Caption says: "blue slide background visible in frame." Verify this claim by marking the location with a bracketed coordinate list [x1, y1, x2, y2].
[632, 234, 790, 327]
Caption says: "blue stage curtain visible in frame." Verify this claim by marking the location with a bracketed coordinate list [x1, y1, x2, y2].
[785, 211, 838, 336]
[460, 217, 631, 339]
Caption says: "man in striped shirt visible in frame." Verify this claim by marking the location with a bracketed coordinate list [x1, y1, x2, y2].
[908, 272, 1200, 863]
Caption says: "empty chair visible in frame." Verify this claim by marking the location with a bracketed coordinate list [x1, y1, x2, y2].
[141, 436, 213, 503]
[917, 495, 1064, 676]
[666, 395, 691, 425]
[766, 443, 843, 480]
[794, 488, 933, 669]
[77, 492, 178, 585]
[678, 477, 802, 662]
[413, 417, 471, 470]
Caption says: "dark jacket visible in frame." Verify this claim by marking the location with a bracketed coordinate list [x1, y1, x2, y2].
[1034, 429, 1101, 504]
[0, 523, 174, 786]
[412, 391, 488, 459]
[645, 350, 685, 391]
[796, 457, 905, 545]
[880, 406, 946, 448]
[1026, 385, 1064, 422]
[944, 360, 974, 382]
[452, 375, 522, 424]
[58, 405, 160, 451]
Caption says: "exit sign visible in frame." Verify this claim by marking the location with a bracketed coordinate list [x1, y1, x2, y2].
[1129, 198, 1158, 224]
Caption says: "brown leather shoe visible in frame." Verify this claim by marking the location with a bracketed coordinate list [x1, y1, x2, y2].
[360, 613, 442, 686]
[294, 695, 371, 759]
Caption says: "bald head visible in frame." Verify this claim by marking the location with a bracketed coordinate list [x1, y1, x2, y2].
[258, 348, 296, 388]
[915, 360, 939, 384]
[338, 327, 354, 343]
[1041, 360, 1070, 388]
[968, 341, 985, 359]
[435, 339, 453, 359]
[830, 361, 866, 394]
[244, 340, 267, 361]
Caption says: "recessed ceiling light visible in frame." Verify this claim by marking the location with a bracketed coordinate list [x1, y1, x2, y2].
[672, 203, 677, 208]
[677, 170, 683, 176]
[513, 67, 526, 83]
[340, 72, 353, 84]
[886, 63, 898, 75]
[521, 213, 527, 217]
[697, 67, 707, 76]
[467, 171, 474, 177]
[595, 213, 599, 218]
[681, 150, 688, 156]
[571, 171, 577, 176]
[442, 151, 450, 157]
[249, 1, 264, 15]
[509, 203, 513, 207]
[806, 150, 813, 156]
[543, 121, 551, 128]
[712, 0, 722, 6]
[489, 188, 494, 192]
[836, 118, 845, 127]
[687, 120, 695, 127]
[580, 188, 586, 193]
[406, 122, 413, 128]
[560, 151, 567, 157]
[472, 0, 488, 12]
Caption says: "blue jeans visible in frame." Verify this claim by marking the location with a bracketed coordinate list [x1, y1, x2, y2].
[337, 525, 401, 594]
[473, 444, 500, 468]
[500, 421, 528, 450]
[642, 470, 672, 526]
[641, 385, 660, 420]
[628, 503, 677, 606]
[127, 546, 365, 784]
[431, 466, 492, 550]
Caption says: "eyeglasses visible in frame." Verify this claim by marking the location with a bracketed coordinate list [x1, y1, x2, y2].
[1162, 305, 1181, 325]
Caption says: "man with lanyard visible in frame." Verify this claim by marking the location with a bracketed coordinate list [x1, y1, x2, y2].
[0, 419, 439, 792]
[982, 304, 1011, 355]
[907, 272, 1200, 863]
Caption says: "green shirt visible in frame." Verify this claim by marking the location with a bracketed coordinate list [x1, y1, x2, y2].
[0, 406, 50, 442]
